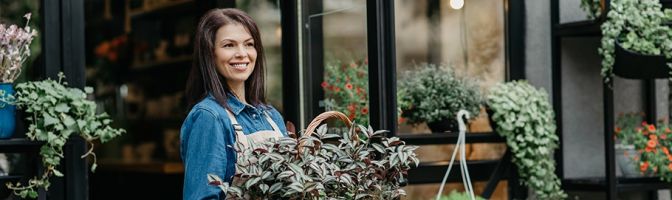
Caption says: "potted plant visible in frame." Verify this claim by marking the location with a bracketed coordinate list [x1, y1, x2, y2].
[208, 111, 419, 199]
[486, 81, 566, 200]
[599, 0, 672, 82]
[615, 112, 672, 181]
[322, 58, 370, 125]
[2, 73, 125, 198]
[0, 13, 37, 139]
[398, 63, 481, 133]
[580, 0, 606, 20]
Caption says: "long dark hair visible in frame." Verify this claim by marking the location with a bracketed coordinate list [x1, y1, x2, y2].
[186, 8, 267, 111]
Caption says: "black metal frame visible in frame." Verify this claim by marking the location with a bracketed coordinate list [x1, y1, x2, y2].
[551, 0, 668, 199]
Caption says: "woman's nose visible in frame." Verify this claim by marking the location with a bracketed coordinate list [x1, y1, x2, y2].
[234, 46, 248, 58]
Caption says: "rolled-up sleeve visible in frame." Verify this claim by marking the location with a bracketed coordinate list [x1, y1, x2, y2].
[180, 108, 232, 200]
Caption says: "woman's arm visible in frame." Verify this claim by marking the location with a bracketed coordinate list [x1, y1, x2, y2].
[180, 107, 233, 199]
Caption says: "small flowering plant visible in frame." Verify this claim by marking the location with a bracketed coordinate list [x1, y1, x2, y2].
[0, 13, 37, 83]
[322, 58, 370, 125]
[615, 112, 672, 181]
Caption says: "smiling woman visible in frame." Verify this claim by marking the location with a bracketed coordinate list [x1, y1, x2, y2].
[181, 8, 288, 199]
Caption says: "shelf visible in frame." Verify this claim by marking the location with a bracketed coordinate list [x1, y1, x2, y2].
[407, 160, 505, 184]
[563, 177, 672, 192]
[0, 138, 44, 153]
[128, 0, 196, 20]
[97, 159, 184, 174]
[129, 55, 192, 71]
[398, 132, 505, 145]
[554, 19, 602, 37]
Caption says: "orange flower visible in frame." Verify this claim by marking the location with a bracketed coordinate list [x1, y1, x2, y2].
[347, 104, 356, 111]
[641, 162, 650, 172]
[398, 117, 406, 124]
[667, 127, 671, 133]
[642, 121, 649, 126]
[662, 134, 668, 140]
[321, 81, 328, 88]
[361, 107, 369, 115]
[668, 155, 672, 161]
[648, 125, 656, 132]
[646, 147, 653, 152]
[664, 147, 670, 155]
[668, 163, 672, 171]
[345, 83, 353, 90]
[650, 134, 658, 141]
[648, 140, 657, 148]
[615, 127, 622, 133]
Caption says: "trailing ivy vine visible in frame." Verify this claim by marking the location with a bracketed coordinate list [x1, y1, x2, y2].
[486, 81, 566, 200]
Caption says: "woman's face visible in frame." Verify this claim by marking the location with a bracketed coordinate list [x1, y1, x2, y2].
[214, 23, 257, 86]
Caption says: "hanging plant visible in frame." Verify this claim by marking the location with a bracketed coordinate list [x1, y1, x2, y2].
[599, 0, 672, 83]
[486, 81, 566, 200]
[580, 0, 604, 20]
[3, 73, 125, 198]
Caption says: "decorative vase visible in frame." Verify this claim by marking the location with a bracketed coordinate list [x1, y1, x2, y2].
[613, 42, 669, 79]
[0, 83, 16, 139]
[615, 144, 644, 178]
[427, 118, 458, 133]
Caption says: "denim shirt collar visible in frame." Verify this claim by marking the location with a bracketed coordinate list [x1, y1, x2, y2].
[207, 92, 267, 115]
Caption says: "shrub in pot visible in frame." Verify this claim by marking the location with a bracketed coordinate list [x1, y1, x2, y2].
[398, 63, 481, 133]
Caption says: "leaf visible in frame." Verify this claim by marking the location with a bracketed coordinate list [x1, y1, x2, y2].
[245, 177, 261, 189]
[52, 169, 64, 177]
[269, 182, 283, 194]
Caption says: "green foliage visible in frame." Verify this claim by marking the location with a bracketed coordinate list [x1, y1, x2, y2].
[209, 123, 419, 199]
[599, 0, 672, 83]
[323, 59, 370, 125]
[436, 190, 485, 200]
[580, 0, 603, 19]
[5, 73, 125, 198]
[486, 81, 566, 200]
[398, 63, 481, 126]
[615, 113, 672, 182]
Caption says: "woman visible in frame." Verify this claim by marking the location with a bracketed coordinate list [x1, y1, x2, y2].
[180, 8, 288, 199]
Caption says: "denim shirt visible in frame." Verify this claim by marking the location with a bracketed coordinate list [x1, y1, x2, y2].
[180, 94, 288, 200]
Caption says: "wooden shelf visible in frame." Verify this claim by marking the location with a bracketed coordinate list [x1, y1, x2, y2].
[398, 132, 505, 145]
[563, 177, 672, 192]
[98, 159, 183, 174]
[128, 0, 196, 19]
[408, 160, 505, 184]
[130, 55, 192, 71]
[0, 138, 44, 153]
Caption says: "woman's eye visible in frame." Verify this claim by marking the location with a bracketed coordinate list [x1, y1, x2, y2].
[223, 44, 234, 48]
[246, 43, 254, 47]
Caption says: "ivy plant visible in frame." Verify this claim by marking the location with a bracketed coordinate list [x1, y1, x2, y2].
[397, 63, 481, 126]
[3, 73, 125, 198]
[599, 0, 672, 83]
[486, 81, 566, 200]
[581, 0, 603, 19]
[208, 123, 419, 199]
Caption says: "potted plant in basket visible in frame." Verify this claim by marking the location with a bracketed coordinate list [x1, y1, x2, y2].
[580, 0, 606, 20]
[599, 0, 672, 82]
[0, 13, 37, 139]
[208, 111, 419, 199]
[615, 112, 672, 181]
[398, 63, 481, 133]
[486, 81, 566, 200]
[1, 73, 125, 198]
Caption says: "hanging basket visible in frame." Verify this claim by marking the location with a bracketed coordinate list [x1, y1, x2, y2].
[613, 43, 670, 79]
[426, 118, 459, 133]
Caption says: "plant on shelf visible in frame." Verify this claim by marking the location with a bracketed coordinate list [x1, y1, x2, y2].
[397, 63, 481, 133]
[486, 81, 566, 199]
[2, 73, 125, 199]
[0, 13, 37, 139]
[599, 0, 672, 83]
[580, 0, 603, 20]
[322, 58, 370, 125]
[436, 190, 485, 200]
[208, 112, 419, 199]
[615, 112, 672, 181]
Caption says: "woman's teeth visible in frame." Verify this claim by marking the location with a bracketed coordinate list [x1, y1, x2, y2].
[232, 63, 247, 68]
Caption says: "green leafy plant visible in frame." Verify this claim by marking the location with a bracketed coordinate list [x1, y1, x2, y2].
[3, 73, 125, 198]
[397, 63, 481, 127]
[208, 123, 419, 199]
[615, 112, 672, 181]
[322, 59, 370, 125]
[486, 81, 566, 199]
[580, 0, 603, 19]
[436, 190, 485, 200]
[599, 0, 672, 83]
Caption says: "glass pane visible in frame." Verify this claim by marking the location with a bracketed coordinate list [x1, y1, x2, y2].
[395, 0, 505, 134]
[237, 0, 284, 112]
[318, 0, 369, 125]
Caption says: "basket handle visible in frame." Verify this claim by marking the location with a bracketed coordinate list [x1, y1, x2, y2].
[298, 111, 353, 154]
[303, 111, 353, 137]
